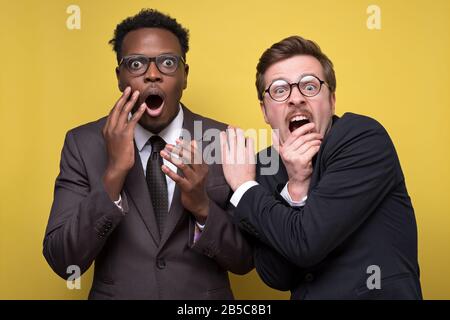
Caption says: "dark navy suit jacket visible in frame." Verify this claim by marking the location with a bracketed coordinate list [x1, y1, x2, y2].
[233, 113, 422, 299]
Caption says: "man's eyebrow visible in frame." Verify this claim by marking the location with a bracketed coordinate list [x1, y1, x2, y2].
[270, 77, 289, 82]
[123, 52, 179, 56]
[300, 72, 319, 78]
[269, 72, 319, 84]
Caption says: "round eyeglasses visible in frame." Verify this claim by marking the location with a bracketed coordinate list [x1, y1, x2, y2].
[263, 75, 328, 102]
[119, 54, 185, 76]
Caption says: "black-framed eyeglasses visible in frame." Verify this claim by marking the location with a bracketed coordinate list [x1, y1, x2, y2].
[118, 54, 186, 76]
[263, 75, 328, 102]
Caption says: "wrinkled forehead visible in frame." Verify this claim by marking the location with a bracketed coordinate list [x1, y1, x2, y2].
[264, 55, 326, 85]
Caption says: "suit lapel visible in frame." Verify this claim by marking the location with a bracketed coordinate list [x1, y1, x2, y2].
[124, 143, 160, 245]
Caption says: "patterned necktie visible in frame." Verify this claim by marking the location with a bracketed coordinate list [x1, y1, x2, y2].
[146, 136, 168, 237]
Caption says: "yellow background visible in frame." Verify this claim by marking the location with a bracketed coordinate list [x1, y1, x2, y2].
[1, 0, 449, 299]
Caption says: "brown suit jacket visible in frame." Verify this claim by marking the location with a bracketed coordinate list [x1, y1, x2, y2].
[43, 105, 253, 299]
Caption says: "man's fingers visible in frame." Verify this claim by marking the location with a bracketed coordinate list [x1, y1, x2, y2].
[160, 149, 195, 180]
[181, 142, 203, 168]
[285, 133, 323, 153]
[122, 90, 140, 115]
[272, 129, 281, 153]
[161, 147, 183, 165]
[107, 87, 131, 129]
[189, 140, 203, 166]
[174, 139, 200, 162]
[220, 131, 229, 165]
[236, 128, 246, 164]
[161, 164, 189, 189]
[282, 139, 321, 164]
[165, 143, 193, 165]
[296, 139, 322, 155]
[226, 127, 237, 164]
[301, 144, 321, 162]
[117, 90, 140, 128]
[128, 102, 146, 130]
[113, 87, 132, 114]
[176, 138, 198, 152]
[284, 122, 316, 146]
[221, 128, 255, 165]
[292, 122, 316, 136]
[246, 137, 256, 165]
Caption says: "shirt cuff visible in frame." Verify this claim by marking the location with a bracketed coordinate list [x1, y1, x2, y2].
[193, 223, 203, 243]
[230, 181, 259, 207]
[280, 182, 308, 207]
[113, 194, 124, 212]
[195, 221, 205, 231]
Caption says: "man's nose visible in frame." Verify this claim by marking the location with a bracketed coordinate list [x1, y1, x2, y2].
[288, 84, 306, 106]
[144, 61, 162, 82]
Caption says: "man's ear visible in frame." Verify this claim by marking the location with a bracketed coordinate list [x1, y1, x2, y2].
[330, 92, 336, 115]
[183, 64, 189, 89]
[260, 101, 270, 124]
[116, 67, 124, 92]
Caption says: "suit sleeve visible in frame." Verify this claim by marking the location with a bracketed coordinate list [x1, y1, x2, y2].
[254, 242, 300, 291]
[234, 122, 400, 268]
[250, 186, 303, 290]
[43, 131, 126, 279]
[190, 190, 254, 275]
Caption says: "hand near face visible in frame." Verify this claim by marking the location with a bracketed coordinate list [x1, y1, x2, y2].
[160, 139, 210, 224]
[102, 87, 146, 201]
[274, 122, 322, 201]
[219, 127, 256, 192]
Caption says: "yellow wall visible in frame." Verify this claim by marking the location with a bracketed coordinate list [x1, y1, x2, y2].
[1, 0, 449, 299]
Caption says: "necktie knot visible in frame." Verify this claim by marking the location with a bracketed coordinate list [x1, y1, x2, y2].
[148, 136, 166, 154]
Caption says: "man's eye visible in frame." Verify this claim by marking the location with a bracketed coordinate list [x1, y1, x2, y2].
[274, 87, 288, 94]
[161, 58, 175, 67]
[304, 84, 317, 91]
[129, 60, 144, 69]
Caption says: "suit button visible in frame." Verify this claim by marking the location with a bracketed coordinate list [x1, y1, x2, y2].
[203, 249, 213, 257]
[304, 273, 314, 282]
[157, 259, 166, 269]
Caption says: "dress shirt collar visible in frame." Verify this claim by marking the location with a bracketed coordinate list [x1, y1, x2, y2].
[133, 104, 184, 151]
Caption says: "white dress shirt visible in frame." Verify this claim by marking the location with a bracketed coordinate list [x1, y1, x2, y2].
[133, 105, 184, 210]
[112, 105, 204, 240]
[123, 105, 205, 232]
[230, 181, 308, 207]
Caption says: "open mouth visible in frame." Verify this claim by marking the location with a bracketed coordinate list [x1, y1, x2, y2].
[145, 94, 164, 110]
[289, 115, 310, 132]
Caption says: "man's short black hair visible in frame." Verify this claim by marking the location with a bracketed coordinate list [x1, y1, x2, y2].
[109, 9, 189, 64]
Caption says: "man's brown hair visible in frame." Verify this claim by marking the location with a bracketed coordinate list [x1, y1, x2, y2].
[256, 36, 336, 101]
